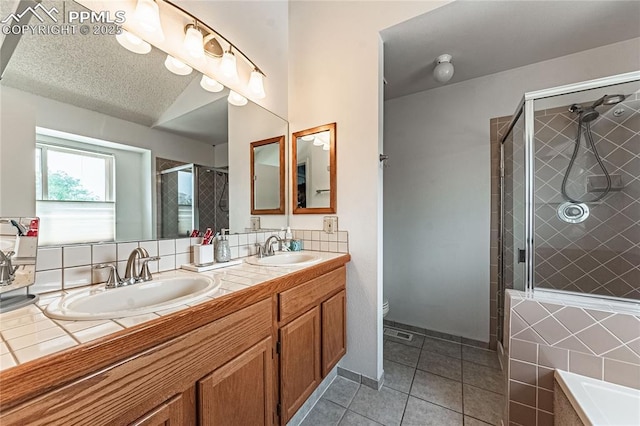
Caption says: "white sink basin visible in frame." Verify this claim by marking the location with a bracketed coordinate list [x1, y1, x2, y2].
[246, 252, 321, 267]
[45, 275, 220, 320]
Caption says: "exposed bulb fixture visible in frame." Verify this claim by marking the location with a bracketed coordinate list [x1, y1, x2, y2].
[433, 54, 454, 83]
[313, 137, 324, 146]
[183, 23, 204, 59]
[322, 144, 330, 151]
[248, 69, 266, 99]
[228, 90, 248, 106]
[134, 0, 164, 41]
[164, 55, 192, 75]
[115, 30, 151, 54]
[220, 48, 238, 81]
[301, 135, 315, 142]
[200, 75, 224, 92]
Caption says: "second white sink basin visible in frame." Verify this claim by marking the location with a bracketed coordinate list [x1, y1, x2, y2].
[246, 252, 321, 267]
[45, 275, 220, 320]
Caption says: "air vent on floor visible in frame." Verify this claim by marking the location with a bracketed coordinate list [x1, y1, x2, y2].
[384, 328, 414, 342]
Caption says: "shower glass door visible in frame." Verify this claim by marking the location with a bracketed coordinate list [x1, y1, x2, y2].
[159, 164, 194, 239]
[498, 107, 526, 342]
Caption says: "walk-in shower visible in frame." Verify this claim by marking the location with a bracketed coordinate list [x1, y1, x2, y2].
[497, 72, 640, 342]
[157, 162, 229, 239]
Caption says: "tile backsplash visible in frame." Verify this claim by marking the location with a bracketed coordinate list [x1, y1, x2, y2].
[30, 229, 348, 295]
[505, 289, 640, 426]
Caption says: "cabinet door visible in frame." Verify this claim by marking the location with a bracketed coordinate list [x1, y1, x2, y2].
[322, 290, 346, 377]
[130, 391, 189, 426]
[198, 337, 274, 426]
[280, 306, 321, 424]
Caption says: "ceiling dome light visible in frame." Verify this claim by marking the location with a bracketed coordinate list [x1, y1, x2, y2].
[183, 24, 204, 59]
[164, 55, 192, 75]
[134, 0, 164, 41]
[115, 30, 151, 54]
[200, 75, 224, 92]
[220, 49, 238, 81]
[228, 90, 248, 106]
[433, 54, 454, 84]
[248, 69, 266, 99]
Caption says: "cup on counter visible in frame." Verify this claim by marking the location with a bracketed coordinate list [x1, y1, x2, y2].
[290, 239, 303, 251]
[193, 244, 214, 266]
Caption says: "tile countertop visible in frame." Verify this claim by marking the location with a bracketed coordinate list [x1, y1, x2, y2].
[0, 251, 345, 372]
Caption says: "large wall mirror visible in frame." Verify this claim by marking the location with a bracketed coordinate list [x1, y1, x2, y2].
[292, 123, 336, 214]
[0, 0, 288, 244]
[251, 136, 285, 214]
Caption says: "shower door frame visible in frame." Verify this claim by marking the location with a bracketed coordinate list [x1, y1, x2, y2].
[497, 71, 640, 342]
[501, 71, 640, 292]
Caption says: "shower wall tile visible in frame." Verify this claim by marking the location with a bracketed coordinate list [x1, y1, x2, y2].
[506, 290, 640, 425]
[532, 94, 640, 299]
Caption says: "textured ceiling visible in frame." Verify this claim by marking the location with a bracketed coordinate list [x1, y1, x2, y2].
[382, 1, 640, 100]
[0, 0, 224, 142]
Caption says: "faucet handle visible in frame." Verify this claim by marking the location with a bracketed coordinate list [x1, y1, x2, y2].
[93, 263, 122, 289]
[138, 256, 160, 282]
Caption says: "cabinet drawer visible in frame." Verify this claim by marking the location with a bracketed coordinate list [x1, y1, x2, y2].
[278, 266, 345, 323]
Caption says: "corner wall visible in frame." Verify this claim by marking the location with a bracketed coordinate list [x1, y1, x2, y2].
[287, 1, 449, 382]
[383, 38, 640, 343]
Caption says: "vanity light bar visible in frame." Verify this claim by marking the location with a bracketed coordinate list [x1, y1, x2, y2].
[117, 0, 266, 104]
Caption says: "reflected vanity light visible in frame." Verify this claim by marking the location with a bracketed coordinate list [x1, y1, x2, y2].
[200, 75, 224, 92]
[164, 55, 193, 75]
[301, 135, 315, 142]
[322, 144, 330, 151]
[313, 137, 324, 146]
[228, 90, 248, 106]
[133, 0, 164, 41]
[183, 23, 205, 59]
[116, 30, 151, 54]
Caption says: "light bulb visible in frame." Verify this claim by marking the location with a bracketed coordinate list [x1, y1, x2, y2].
[433, 54, 454, 83]
[313, 137, 324, 146]
[200, 75, 224, 92]
[164, 55, 192, 76]
[183, 25, 204, 59]
[228, 90, 248, 106]
[220, 50, 238, 81]
[301, 135, 315, 142]
[322, 144, 330, 151]
[115, 30, 151, 54]
[134, 0, 164, 41]
[248, 69, 266, 99]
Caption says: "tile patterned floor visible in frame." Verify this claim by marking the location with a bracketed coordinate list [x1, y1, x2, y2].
[301, 331, 504, 426]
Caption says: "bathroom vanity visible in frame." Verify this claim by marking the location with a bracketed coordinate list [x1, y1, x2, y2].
[0, 253, 349, 425]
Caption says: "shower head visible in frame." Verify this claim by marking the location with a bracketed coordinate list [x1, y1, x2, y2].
[580, 109, 599, 123]
[591, 94, 626, 108]
[602, 94, 626, 105]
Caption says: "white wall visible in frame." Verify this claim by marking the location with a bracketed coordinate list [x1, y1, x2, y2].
[228, 100, 288, 232]
[383, 38, 640, 342]
[0, 86, 215, 234]
[288, 1, 449, 382]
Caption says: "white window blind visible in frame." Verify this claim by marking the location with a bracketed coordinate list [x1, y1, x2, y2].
[36, 143, 115, 245]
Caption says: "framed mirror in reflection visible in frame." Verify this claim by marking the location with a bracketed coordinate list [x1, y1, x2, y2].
[251, 136, 285, 214]
[292, 123, 336, 214]
[0, 0, 288, 245]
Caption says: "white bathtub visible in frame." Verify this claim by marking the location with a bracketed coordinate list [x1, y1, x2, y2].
[555, 370, 640, 426]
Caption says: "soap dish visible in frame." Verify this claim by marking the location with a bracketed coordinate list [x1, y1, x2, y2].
[181, 259, 243, 272]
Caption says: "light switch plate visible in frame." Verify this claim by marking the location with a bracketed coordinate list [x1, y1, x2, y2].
[323, 216, 338, 234]
[250, 217, 260, 231]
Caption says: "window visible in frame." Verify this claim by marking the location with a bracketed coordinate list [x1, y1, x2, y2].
[36, 143, 115, 245]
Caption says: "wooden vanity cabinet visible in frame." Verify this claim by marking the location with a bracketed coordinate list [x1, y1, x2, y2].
[198, 337, 274, 426]
[131, 390, 194, 426]
[278, 266, 347, 424]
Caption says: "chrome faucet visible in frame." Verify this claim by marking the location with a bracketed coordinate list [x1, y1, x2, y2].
[124, 248, 160, 285]
[262, 235, 282, 257]
[93, 263, 123, 289]
[0, 250, 19, 286]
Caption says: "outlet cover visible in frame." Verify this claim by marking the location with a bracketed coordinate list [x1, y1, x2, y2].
[323, 216, 338, 234]
[250, 217, 260, 231]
